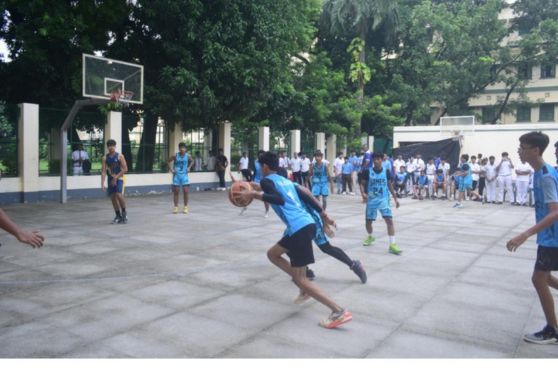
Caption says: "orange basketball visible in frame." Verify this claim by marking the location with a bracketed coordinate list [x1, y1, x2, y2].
[228, 181, 253, 207]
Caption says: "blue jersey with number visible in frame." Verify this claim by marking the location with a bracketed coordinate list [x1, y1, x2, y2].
[174, 153, 189, 175]
[368, 167, 390, 205]
[253, 160, 262, 183]
[266, 173, 314, 235]
[106, 152, 121, 178]
[534, 163, 558, 247]
[312, 162, 328, 184]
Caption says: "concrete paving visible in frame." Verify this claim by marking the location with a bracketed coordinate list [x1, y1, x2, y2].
[0, 190, 557, 358]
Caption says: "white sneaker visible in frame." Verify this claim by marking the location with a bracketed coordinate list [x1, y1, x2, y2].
[350, 192, 355, 195]
[264, 212, 269, 218]
[342, 192, 347, 195]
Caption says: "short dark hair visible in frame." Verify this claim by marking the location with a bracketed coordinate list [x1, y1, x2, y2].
[502, 152, 509, 157]
[489, 155, 495, 160]
[372, 152, 384, 159]
[178, 142, 186, 149]
[314, 150, 323, 157]
[259, 151, 279, 171]
[519, 131, 550, 155]
[471, 155, 476, 160]
[106, 139, 116, 147]
[461, 154, 469, 162]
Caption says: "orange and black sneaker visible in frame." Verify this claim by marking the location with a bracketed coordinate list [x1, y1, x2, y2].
[319, 309, 352, 329]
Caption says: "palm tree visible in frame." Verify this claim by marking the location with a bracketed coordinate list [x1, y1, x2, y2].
[321, 0, 399, 101]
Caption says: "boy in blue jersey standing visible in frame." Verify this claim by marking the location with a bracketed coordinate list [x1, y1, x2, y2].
[101, 139, 128, 224]
[453, 154, 481, 208]
[310, 151, 330, 210]
[235, 152, 352, 329]
[507, 132, 558, 344]
[363, 152, 401, 255]
[168, 142, 194, 214]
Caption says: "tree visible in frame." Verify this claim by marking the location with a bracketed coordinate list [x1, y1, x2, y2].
[109, 0, 320, 170]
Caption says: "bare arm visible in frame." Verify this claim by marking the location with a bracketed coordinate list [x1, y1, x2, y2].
[507, 203, 558, 251]
[0, 209, 44, 248]
[101, 156, 107, 191]
[112, 154, 128, 179]
[167, 155, 176, 173]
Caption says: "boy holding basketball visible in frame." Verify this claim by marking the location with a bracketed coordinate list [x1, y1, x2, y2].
[507, 131, 558, 344]
[101, 139, 128, 224]
[167, 142, 194, 214]
[235, 151, 352, 329]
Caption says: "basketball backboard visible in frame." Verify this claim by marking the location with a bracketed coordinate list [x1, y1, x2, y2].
[82, 54, 143, 104]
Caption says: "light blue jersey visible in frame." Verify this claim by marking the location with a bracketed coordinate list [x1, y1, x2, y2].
[368, 167, 390, 206]
[342, 162, 353, 175]
[173, 152, 190, 186]
[266, 173, 314, 235]
[253, 160, 262, 183]
[533, 163, 558, 247]
[311, 162, 328, 184]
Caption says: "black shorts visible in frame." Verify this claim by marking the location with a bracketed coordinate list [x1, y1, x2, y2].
[535, 246, 558, 271]
[278, 223, 316, 267]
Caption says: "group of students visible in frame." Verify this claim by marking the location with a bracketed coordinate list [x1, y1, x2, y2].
[388, 152, 537, 208]
[3, 132, 558, 341]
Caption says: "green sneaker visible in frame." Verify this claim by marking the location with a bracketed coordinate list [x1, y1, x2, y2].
[363, 236, 375, 246]
[389, 243, 402, 255]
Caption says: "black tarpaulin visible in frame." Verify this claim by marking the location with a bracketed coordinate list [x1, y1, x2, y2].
[392, 137, 461, 169]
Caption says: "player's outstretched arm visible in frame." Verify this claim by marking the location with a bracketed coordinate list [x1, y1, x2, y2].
[0, 209, 44, 248]
[507, 202, 558, 252]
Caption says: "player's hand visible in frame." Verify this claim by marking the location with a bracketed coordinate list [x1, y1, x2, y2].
[110, 178, 117, 186]
[235, 190, 255, 205]
[102, 185, 106, 192]
[321, 212, 336, 229]
[506, 232, 528, 252]
[17, 230, 44, 249]
[395, 199, 400, 208]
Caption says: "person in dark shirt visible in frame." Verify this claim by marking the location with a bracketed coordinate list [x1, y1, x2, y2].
[215, 148, 229, 190]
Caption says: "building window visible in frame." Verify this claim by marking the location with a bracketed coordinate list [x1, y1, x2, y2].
[539, 104, 555, 122]
[540, 64, 556, 79]
[516, 106, 531, 122]
[482, 106, 496, 123]
[517, 64, 532, 80]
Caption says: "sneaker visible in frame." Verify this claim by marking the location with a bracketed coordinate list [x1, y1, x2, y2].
[523, 325, 558, 345]
[362, 236, 375, 246]
[306, 267, 316, 280]
[119, 213, 128, 224]
[452, 202, 462, 208]
[350, 192, 355, 196]
[111, 216, 121, 224]
[350, 260, 367, 284]
[183, 206, 189, 214]
[172, 206, 178, 214]
[319, 309, 353, 329]
[389, 243, 402, 255]
[264, 212, 269, 218]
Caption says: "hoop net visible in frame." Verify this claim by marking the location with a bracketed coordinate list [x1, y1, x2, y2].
[110, 89, 135, 106]
[440, 115, 475, 136]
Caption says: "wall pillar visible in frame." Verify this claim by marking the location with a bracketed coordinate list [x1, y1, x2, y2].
[315, 132, 326, 156]
[258, 126, 270, 151]
[290, 129, 301, 157]
[104, 111, 122, 153]
[168, 121, 182, 158]
[326, 134, 337, 163]
[18, 103, 40, 202]
[219, 121, 232, 180]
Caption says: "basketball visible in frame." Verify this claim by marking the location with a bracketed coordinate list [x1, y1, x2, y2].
[228, 181, 253, 207]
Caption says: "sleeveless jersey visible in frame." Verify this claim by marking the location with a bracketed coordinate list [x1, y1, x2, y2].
[266, 173, 314, 235]
[253, 160, 262, 183]
[461, 163, 473, 184]
[533, 163, 558, 247]
[106, 152, 122, 178]
[368, 167, 390, 205]
[312, 162, 328, 184]
[174, 153, 189, 175]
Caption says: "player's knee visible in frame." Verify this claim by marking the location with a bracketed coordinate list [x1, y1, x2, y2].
[532, 271, 548, 287]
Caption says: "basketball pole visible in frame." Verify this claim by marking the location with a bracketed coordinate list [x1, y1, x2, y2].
[60, 98, 106, 204]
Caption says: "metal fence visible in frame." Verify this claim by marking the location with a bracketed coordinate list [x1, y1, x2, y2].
[0, 103, 19, 177]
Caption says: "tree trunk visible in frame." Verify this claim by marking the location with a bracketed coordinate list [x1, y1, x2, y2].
[491, 80, 520, 124]
[434, 108, 448, 126]
[136, 112, 158, 172]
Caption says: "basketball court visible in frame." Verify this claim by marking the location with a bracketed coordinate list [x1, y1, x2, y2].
[0, 192, 555, 357]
